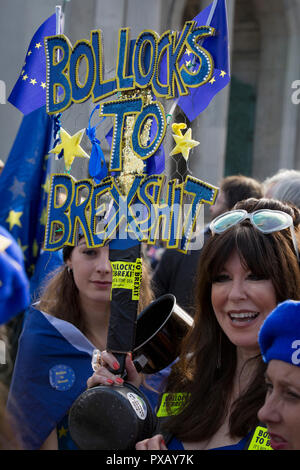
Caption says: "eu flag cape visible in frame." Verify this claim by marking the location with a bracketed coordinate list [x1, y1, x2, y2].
[7, 304, 168, 449]
[7, 305, 94, 449]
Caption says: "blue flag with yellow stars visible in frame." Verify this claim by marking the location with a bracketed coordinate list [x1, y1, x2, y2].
[6, 304, 169, 450]
[8, 14, 56, 115]
[0, 225, 30, 324]
[0, 106, 53, 279]
[6, 305, 93, 449]
[177, 0, 230, 121]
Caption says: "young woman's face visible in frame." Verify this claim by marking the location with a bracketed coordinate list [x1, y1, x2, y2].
[258, 360, 300, 450]
[66, 239, 112, 309]
[211, 250, 277, 355]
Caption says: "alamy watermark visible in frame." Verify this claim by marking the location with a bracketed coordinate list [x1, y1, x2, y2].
[291, 80, 300, 104]
[0, 80, 5, 104]
[291, 340, 300, 365]
[93, 201, 206, 251]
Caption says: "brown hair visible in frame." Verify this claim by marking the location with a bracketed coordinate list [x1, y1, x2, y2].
[162, 198, 300, 442]
[221, 175, 263, 210]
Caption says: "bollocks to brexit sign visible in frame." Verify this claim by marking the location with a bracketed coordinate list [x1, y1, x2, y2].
[45, 22, 215, 114]
[43, 16, 226, 253]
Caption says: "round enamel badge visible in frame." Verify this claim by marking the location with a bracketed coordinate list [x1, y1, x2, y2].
[49, 364, 75, 391]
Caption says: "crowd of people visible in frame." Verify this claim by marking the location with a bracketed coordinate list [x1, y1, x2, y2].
[1, 168, 300, 451]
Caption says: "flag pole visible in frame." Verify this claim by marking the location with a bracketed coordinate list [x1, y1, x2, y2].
[51, 6, 65, 166]
[55, 5, 64, 36]
[55, 5, 65, 63]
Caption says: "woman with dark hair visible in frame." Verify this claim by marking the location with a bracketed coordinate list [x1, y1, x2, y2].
[6, 238, 154, 450]
[156, 199, 300, 449]
[101, 197, 300, 450]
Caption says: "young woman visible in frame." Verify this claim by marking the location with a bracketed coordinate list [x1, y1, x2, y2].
[6, 239, 153, 450]
[93, 198, 300, 450]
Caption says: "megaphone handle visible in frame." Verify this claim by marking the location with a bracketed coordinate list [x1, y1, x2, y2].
[121, 354, 148, 380]
[107, 352, 147, 376]
[107, 351, 127, 375]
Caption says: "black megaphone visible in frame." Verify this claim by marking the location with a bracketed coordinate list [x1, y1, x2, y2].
[68, 294, 193, 450]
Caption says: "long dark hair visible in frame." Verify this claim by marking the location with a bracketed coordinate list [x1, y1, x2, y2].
[163, 198, 300, 442]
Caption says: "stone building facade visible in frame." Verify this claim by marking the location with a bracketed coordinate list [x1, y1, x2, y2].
[1, 0, 300, 187]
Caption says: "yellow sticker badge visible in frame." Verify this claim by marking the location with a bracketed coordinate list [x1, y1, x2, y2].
[156, 393, 190, 418]
[111, 258, 142, 300]
[247, 426, 273, 450]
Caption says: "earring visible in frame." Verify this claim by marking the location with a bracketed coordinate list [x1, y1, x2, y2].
[67, 266, 72, 274]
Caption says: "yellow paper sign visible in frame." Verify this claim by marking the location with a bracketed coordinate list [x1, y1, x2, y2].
[111, 258, 142, 300]
[156, 393, 190, 418]
[247, 426, 273, 450]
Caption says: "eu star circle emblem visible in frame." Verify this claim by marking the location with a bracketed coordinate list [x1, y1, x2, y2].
[49, 364, 75, 391]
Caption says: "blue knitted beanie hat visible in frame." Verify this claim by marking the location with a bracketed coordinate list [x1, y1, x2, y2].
[259, 300, 300, 366]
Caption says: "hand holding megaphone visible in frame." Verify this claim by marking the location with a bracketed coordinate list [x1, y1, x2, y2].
[68, 294, 194, 450]
[87, 350, 141, 389]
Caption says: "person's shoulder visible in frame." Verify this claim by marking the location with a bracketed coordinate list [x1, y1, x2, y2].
[20, 304, 55, 346]
[160, 248, 199, 263]
[160, 249, 182, 260]
[167, 435, 184, 450]
[22, 303, 43, 326]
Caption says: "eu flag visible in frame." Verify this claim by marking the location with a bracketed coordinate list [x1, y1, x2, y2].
[0, 106, 53, 278]
[6, 306, 93, 449]
[0, 226, 30, 325]
[177, 0, 230, 121]
[6, 304, 170, 449]
[8, 14, 56, 115]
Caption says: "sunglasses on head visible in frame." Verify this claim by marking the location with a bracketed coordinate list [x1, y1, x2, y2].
[210, 209, 300, 262]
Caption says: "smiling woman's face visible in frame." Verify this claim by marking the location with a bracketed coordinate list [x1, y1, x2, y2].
[66, 240, 112, 310]
[211, 249, 277, 356]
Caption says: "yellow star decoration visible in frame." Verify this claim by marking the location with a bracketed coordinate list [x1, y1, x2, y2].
[32, 239, 39, 258]
[17, 238, 28, 257]
[40, 207, 48, 226]
[50, 128, 89, 171]
[58, 425, 68, 438]
[209, 76, 216, 85]
[6, 210, 23, 230]
[170, 123, 200, 161]
[28, 264, 35, 275]
[41, 176, 51, 194]
[220, 70, 227, 77]
[0, 235, 12, 253]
